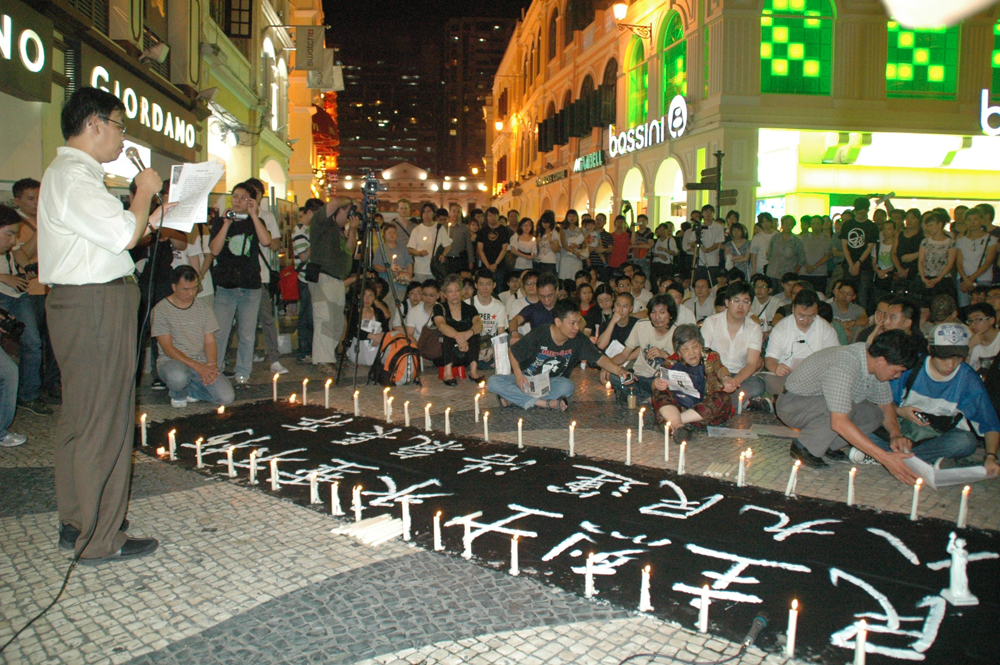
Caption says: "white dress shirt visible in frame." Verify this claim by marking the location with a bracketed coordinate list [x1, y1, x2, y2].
[765, 315, 840, 370]
[700, 311, 763, 375]
[38, 147, 137, 285]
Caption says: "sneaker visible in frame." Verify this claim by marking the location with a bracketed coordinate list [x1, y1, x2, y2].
[151, 378, 166, 390]
[234, 375, 250, 385]
[297, 355, 313, 365]
[745, 397, 773, 414]
[790, 440, 828, 468]
[17, 398, 53, 416]
[170, 398, 188, 408]
[0, 432, 27, 447]
[253, 353, 266, 363]
[78, 537, 159, 565]
[848, 447, 879, 465]
[186, 396, 200, 403]
[59, 518, 129, 550]
[270, 361, 289, 375]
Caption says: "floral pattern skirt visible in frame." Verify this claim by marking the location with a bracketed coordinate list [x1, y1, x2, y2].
[651, 390, 734, 428]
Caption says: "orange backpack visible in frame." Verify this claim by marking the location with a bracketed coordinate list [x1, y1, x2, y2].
[368, 330, 419, 386]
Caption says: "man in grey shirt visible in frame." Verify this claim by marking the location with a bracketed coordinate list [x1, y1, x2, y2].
[776, 329, 922, 484]
[445, 203, 475, 274]
[765, 215, 806, 279]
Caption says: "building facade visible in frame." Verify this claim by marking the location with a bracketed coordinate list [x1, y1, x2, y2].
[341, 162, 488, 213]
[489, 0, 1000, 228]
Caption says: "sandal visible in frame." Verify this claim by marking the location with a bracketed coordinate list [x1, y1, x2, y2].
[498, 396, 512, 408]
[554, 397, 569, 412]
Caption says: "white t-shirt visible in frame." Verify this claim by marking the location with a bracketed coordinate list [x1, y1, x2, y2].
[684, 296, 716, 322]
[404, 304, 434, 338]
[700, 312, 763, 375]
[684, 223, 725, 267]
[969, 332, 1000, 371]
[474, 296, 508, 337]
[750, 296, 781, 333]
[510, 236, 537, 270]
[507, 295, 536, 335]
[750, 230, 775, 271]
[765, 315, 840, 370]
[955, 234, 997, 284]
[407, 223, 452, 276]
[675, 304, 696, 326]
[632, 290, 652, 312]
[559, 228, 586, 279]
[623, 319, 676, 378]
[186, 229, 214, 297]
[0, 249, 25, 299]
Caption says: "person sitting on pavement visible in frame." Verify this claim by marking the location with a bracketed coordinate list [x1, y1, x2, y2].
[665, 283, 697, 326]
[776, 329, 923, 483]
[966, 302, 1000, 372]
[604, 294, 677, 401]
[861, 296, 927, 351]
[699, 281, 767, 410]
[433, 274, 483, 385]
[684, 274, 716, 322]
[852, 294, 893, 343]
[763, 288, 840, 395]
[651, 323, 738, 442]
[470, 269, 508, 379]
[594, 291, 637, 351]
[404, 278, 439, 344]
[864, 323, 1000, 472]
[488, 298, 633, 411]
[585, 283, 615, 337]
[152, 265, 234, 408]
[508, 271, 557, 342]
[830, 278, 869, 342]
[749, 273, 781, 341]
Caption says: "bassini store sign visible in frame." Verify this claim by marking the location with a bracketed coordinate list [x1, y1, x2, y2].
[608, 95, 689, 158]
[81, 44, 198, 161]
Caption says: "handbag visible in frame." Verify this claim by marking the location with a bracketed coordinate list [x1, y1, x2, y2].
[416, 325, 443, 360]
[258, 246, 280, 298]
[430, 224, 450, 282]
[304, 263, 321, 283]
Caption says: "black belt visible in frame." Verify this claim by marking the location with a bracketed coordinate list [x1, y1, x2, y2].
[52, 274, 137, 288]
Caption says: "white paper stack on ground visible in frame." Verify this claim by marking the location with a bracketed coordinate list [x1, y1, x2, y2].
[331, 514, 405, 547]
[751, 424, 801, 438]
[904, 457, 993, 490]
[706, 427, 759, 439]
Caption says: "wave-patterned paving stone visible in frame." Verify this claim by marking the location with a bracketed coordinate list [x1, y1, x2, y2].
[125, 550, 630, 665]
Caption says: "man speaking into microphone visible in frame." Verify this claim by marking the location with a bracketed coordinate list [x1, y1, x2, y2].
[37, 87, 169, 564]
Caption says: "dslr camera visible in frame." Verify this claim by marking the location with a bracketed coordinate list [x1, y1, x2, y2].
[0, 307, 25, 341]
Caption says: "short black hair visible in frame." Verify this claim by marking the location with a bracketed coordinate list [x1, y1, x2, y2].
[834, 278, 859, 294]
[615, 291, 635, 306]
[0, 204, 21, 229]
[172, 264, 200, 284]
[701, 204, 715, 214]
[966, 302, 997, 319]
[537, 272, 559, 290]
[595, 284, 616, 299]
[888, 296, 919, 329]
[474, 268, 494, 283]
[751, 273, 771, 289]
[868, 329, 922, 369]
[552, 298, 580, 321]
[61, 87, 126, 140]
[302, 198, 325, 214]
[12, 178, 39, 198]
[817, 301, 833, 323]
[781, 272, 799, 285]
[574, 270, 590, 281]
[421, 202, 436, 215]
[792, 288, 820, 309]
[485, 206, 499, 216]
[726, 281, 753, 301]
[232, 181, 254, 196]
[244, 178, 265, 198]
[421, 278, 440, 291]
[646, 294, 677, 322]
[853, 196, 871, 211]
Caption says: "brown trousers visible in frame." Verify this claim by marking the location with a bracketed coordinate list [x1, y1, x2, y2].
[47, 279, 139, 558]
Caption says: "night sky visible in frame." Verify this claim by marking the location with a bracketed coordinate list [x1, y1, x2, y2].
[323, 0, 529, 33]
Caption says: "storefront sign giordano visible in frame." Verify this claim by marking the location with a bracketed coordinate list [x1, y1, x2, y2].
[0, 0, 52, 103]
[608, 95, 689, 158]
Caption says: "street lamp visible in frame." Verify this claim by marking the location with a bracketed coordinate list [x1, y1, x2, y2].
[612, 2, 652, 39]
[495, 120, 504, 132]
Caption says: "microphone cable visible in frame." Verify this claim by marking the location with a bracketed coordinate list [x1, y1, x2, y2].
[0, 186, 166, 657]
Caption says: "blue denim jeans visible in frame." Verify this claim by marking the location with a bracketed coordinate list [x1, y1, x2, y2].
[0, 293, 41, 402]
[296, 279, 313, 358]
[158, 359, 235, 406]
[30, 293, 60, 392]
[487, 373, 575, 410]
[214, 287, 262, 379]
[868, 427, 979, 463]
[0, 347, 18, 437]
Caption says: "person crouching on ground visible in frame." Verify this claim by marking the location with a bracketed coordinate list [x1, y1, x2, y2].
[652, 324, 737, 441]
[152, 265, 234, 407]
[488, 298, 632, 410]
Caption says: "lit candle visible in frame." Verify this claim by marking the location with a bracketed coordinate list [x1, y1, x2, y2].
[483, 411, 490, 441]
[383, 387, 390, 416]
[309, 470, 319, 504]
[478, 380, 485, 390]
[401, 497, 411, 541]
[353, 390, 360, 416]
[167, 429, 176, 461]
[331, 482, 343, 516]
[425, 403, 432, 431]
[195, 437, 204, 469]
[156, 446, 166, 456]
[605, 380, 612, 391]
[910, 478, 922, 521]
[217, 405, 225, 414]
[678, 441, 687, 475]
[289, 393, 296, 404]
[584, 552, 595, 598]
[270, 458, 280, 491]
[854, 620, 867, 665]
[386, 396, 394, 423]
[639, 565, 653, 612]
[474, 393, 480, 422]
[638, 407, 646, 443]
[445, 407, 451, 435]
[433, 511, 443, 551]
[302, 377, 309, 405]
[785, 460, 801, 496]
[738, 391, 745, 415]
[404, 400, 410, 427]
[698, 584, 710, 633]
[786, 599, 799, 658]
[517, 417, 523, 448]
[746, 447, 753, 460]
[737, 452, 746, 487]
[353, 485, 362, 522]
[509, 535, 519, 576]
[273, 373, 279, 401]
[325, 378, 332, 409]
[957, 485, 970, 528]
[626, 428, 632, 466]
[569, 421, 576, 457]
[847, 467, 857, 506]
[664, 422, 670, 462]
[226, 445, 236, 477]
[248, 449, 258, 484]
[140, 413, 147, 447]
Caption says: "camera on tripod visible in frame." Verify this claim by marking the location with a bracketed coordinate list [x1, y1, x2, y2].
[0, 307, 25, 341]
[361, 170, 388, 196]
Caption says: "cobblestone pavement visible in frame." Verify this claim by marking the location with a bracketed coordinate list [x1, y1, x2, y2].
[1, 353, 996, 665]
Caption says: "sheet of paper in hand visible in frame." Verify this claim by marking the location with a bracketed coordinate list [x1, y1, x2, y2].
[605, 339, 625, 358]
[361, 318, 383, 335]
[492, 333, 511, 375]
[663, 368, 700, 398]
[524, 372, 550, 398]
[165, 161, 225, 232]
[904, 456, 993, 490]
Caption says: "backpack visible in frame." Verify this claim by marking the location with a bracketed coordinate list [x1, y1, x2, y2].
[369, 330, 419, 386]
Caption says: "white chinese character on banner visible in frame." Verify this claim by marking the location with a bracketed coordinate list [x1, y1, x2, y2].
[391, 435, 465, 459]
[457, 454, 536, 476]
[672, 543, 811, 607]
[329, 426, 403, 446]
[282, 414, 354, 432]
[547, 465, 649, 498]
[639, 480, 723, 520]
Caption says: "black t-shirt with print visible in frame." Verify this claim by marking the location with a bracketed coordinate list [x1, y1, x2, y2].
[512, 324, 603, 378]
[210, 217, 262, 289]
[476, 224, 512, 265]
[839, 219, 879, 271]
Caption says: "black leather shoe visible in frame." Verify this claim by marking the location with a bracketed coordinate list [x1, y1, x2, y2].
[442, 379, 458, 387]
[825, 448, 850, 462]
[78, 537, 159, 565]
[59, 518, 130, 550]
[790, 440, 828, 468]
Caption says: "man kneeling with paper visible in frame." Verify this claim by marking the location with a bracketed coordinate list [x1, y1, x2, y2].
[488, 299, 633, 411]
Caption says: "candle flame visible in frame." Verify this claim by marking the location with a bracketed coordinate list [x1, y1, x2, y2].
[156, 447, 166, 455]
[141, 413, 147, 422]
[793, 460, 801, 469]
[571, 421, 576, 428]
[446, 407, 451, 413]
[513, 534, 519, 542]
[354, 390, 359, 397]
[915, 478, 923, 487]
[290, 394, 297, 403]
[384, 387, 390, 394]
[850, 467, 857, 476]
[484, 411, 489, 418]
[740, 452, 745, 459]
[739, 391, 745, 398]
[196, 437, 204, 445]
[273, 373, 279, 382]
[436, 510, 441, 517]
[249, 449, 256, 458]
[681, 441, 687, 447]
[228, 444, 235, 452]
[644, 564, 650, 573]
[605, 381, 612, 389]
[169, 428, 176, 436]
[639, 407, 646, 414]
[426, 403, 432, 409]
[326, 378, 332, 387]
[963, 485, 970, 494]
[479, 381, 485, 389]
[792, 599, 799, 610]
[858, 619, 867, 630]
[303, 378, 309, 385]
[702, 584, 709, 591]
[218, 405, 225, 414]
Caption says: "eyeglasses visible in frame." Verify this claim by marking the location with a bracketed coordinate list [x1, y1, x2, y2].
[232, 195, 251, 203]
[967, 317, 988, 325]
[100, 116, 127, 135]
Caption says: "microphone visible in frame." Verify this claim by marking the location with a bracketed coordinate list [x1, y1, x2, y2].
[125, 146, 146, 173]
[741, 613, 768, 648]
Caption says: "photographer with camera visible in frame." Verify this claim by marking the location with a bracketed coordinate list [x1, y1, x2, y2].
[306, 196, 357, 375]
[683, 205, 725, 281]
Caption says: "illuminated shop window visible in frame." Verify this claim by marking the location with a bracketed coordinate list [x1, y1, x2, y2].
[660, 12, 687, 107]
[626, 36, 648, 128]
[886, 22, 959, 99]
[760, 0, 834, 95]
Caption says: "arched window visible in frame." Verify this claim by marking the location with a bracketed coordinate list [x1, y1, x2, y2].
[659, 12, 687, 106]
[603, 58, 617, 88]
[887, 21, 959, 99]
[580, 74, 595, 99]
[565, 0, 591, 45]
[523, 52, 530, 92]
[760, 0, 834, 95]
[548, 10, 559, 61]
[625, 36, 647, 128]
[537, 30, 543, 74]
